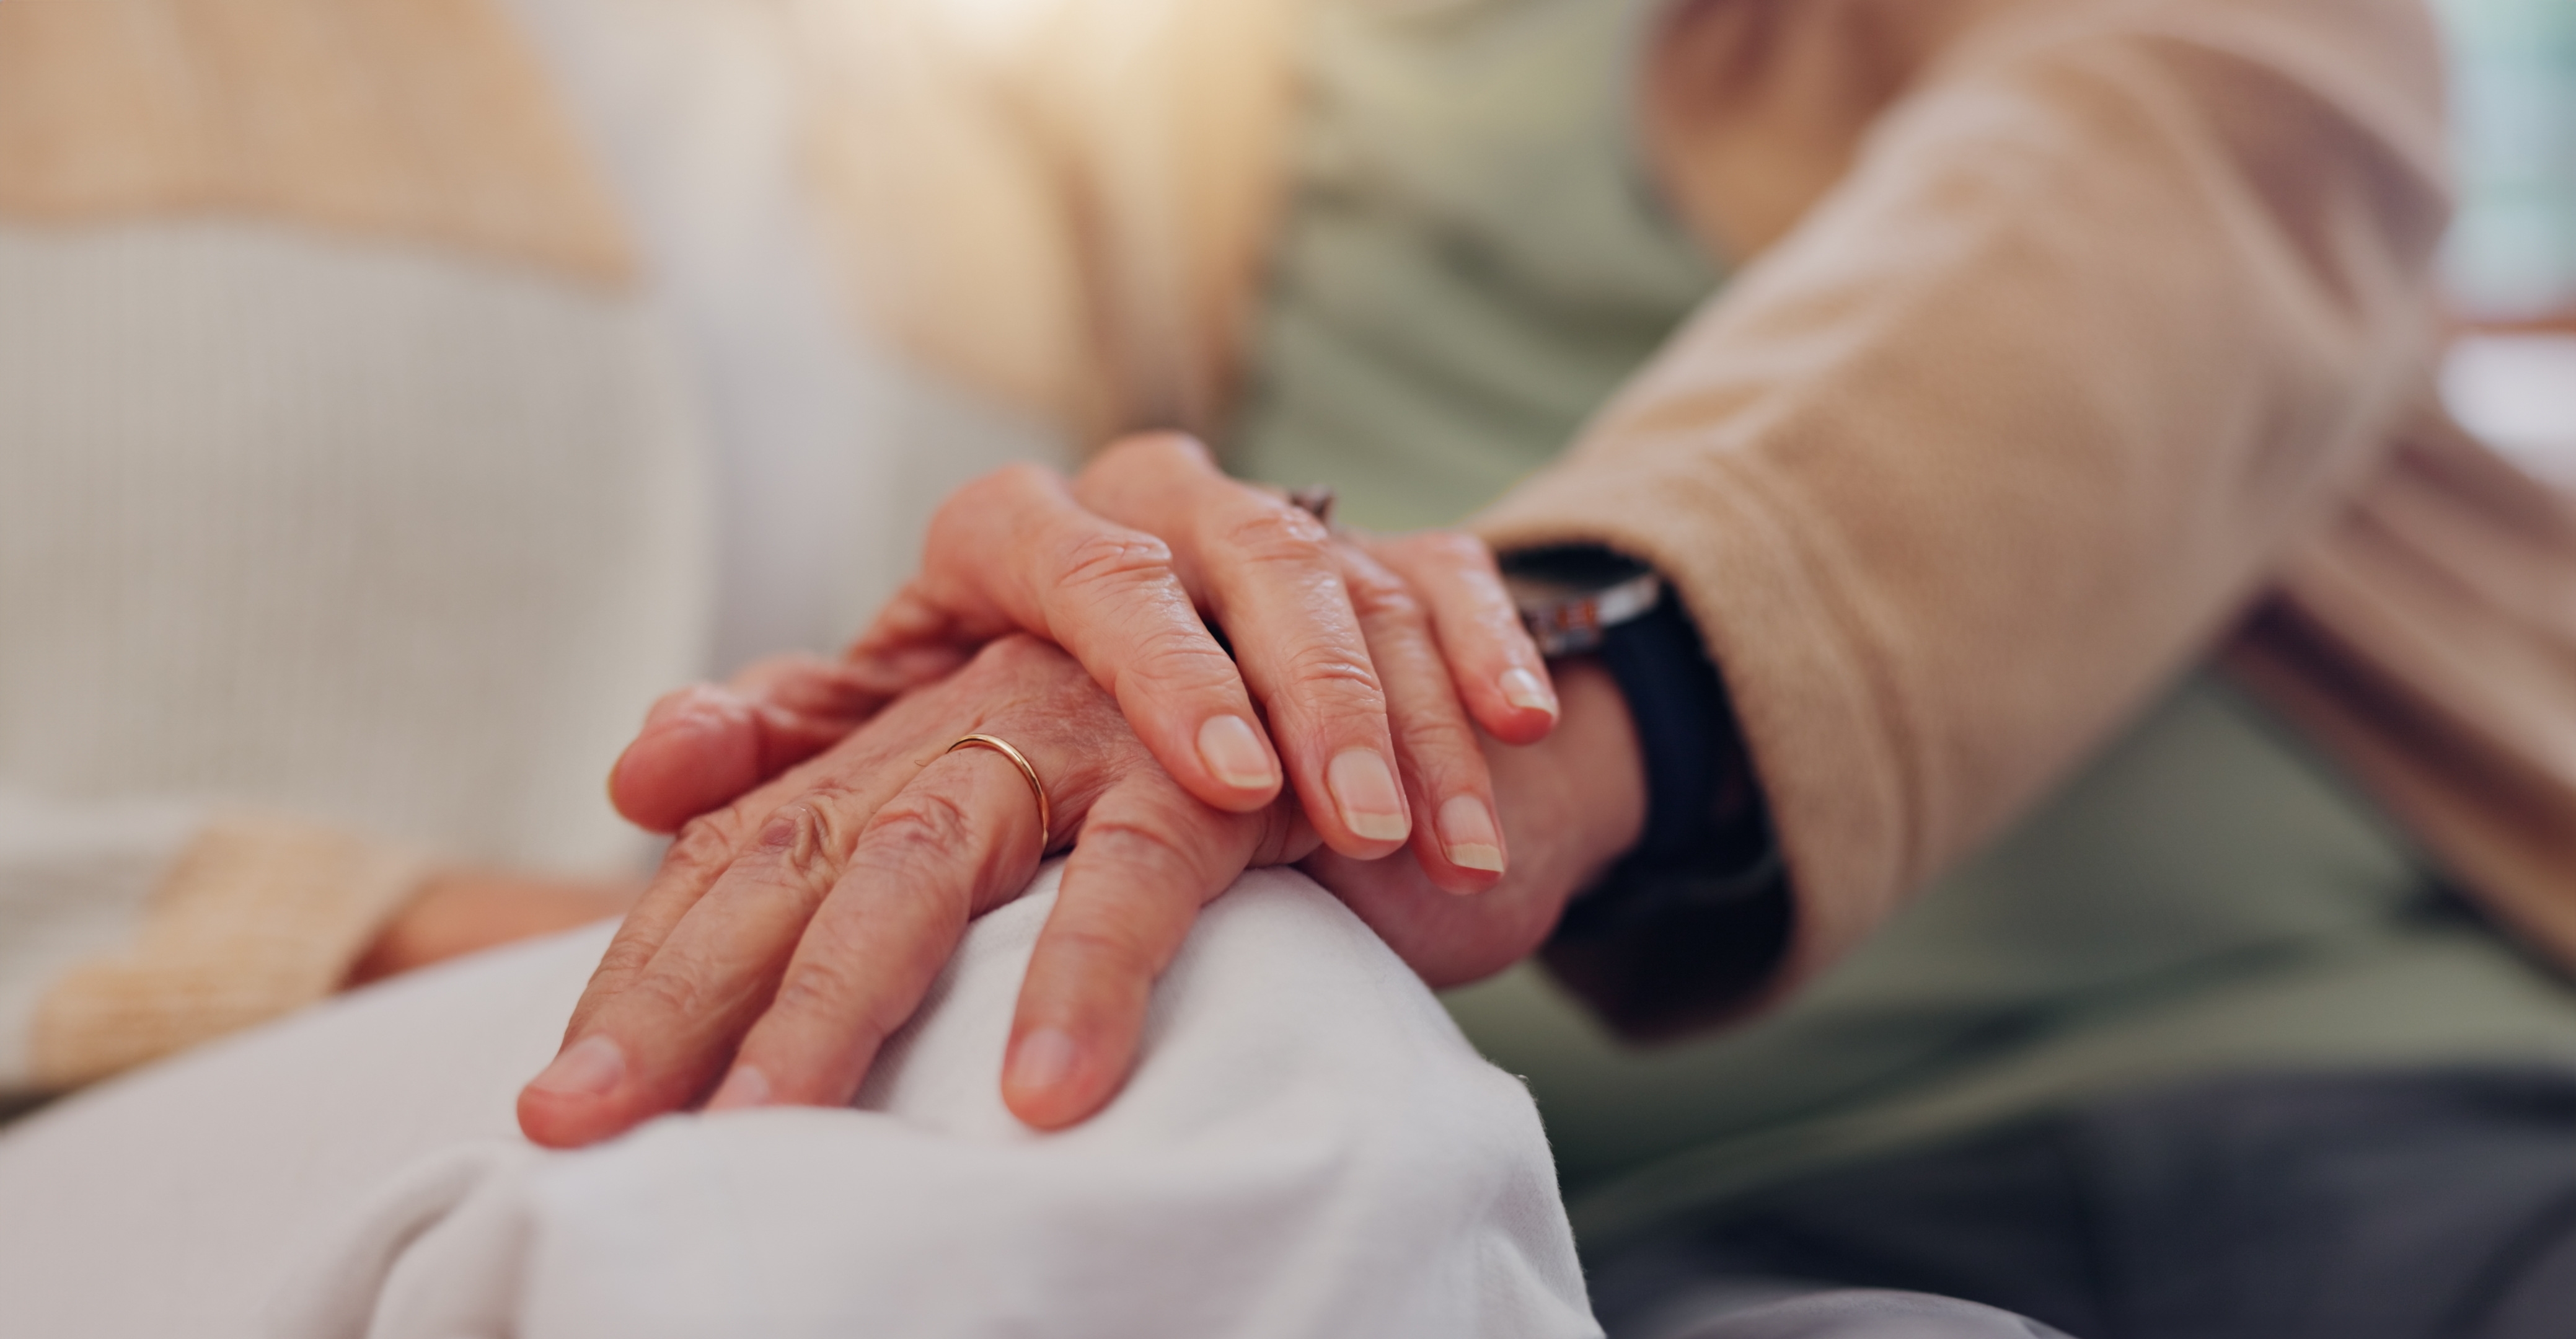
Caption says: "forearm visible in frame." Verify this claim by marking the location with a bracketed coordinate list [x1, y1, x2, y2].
[1480, 0, 2452, 990]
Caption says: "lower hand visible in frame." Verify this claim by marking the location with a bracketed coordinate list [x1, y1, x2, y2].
[1309, 658, 1647, 988]
[523, 646, 1646, 1145]
[519, 635, 1314, 1147]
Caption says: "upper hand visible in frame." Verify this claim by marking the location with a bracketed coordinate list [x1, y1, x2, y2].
[611, 434, 1558, 893]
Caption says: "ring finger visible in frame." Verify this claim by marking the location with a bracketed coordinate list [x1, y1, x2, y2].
[708, 741, 1051, 1111]
[1336, 545, 1507, 893]
[1075, 435, 1410, 860]
[525, 642, 1101, 1146]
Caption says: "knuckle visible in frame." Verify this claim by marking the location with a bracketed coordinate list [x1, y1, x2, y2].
[624, 965, 715, 1027]
[1340, 563, 1426, 625]
[1052, 525, 1178, 595]
[963, 630, 1041, 684]
[749, 800, 849, 896]
[594, 939, 655, 980]
[1080, 809, 1224, 893]
[1113, 619, 1237, 692]
[1394, 702, 1481, 764]
[664, 811, 744, 877]
[765, 952, 867, 1025]
[977, 636, 1116, 712]
[1277, 635, 1386, 702]
[581, 937, 661, 999]
[1214, 505, 1332, 570]
[970, 629, 1057, 676]
[1405, 529, 1496, 571]
[863, 786, 983, 865]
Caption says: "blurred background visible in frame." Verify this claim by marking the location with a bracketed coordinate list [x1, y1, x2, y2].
[2433, 0, 2576, 485]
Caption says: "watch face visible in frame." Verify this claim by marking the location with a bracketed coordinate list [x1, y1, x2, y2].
[1499, 550, 1663, 656]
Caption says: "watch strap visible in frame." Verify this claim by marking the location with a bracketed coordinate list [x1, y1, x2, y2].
[1552, 591, 1783, 942]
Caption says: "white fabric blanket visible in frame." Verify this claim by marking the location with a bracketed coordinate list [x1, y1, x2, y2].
[0, 867, 1599, 1337]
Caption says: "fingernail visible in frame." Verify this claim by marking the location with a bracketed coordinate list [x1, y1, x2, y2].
[1197, 715, 1277, 790]
[1437, 794, 1505, 873]
[1500, 668, 1558, 718]
[527, 1035, 625, 1100]
[1328, 749, 1409, 842]
[706, 1064, 771, 1111]
[1008, 1028, 1080, 1097]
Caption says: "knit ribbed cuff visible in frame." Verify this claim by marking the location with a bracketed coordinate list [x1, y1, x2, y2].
[27, 815, 431, 1090]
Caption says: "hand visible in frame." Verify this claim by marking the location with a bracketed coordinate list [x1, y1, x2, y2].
[532, 649, 1646, 1146]
[612, 433, 1558, 891]
[1308, 658, 1647, 988]
[344, 870, 642, 988]
[519, 635, 1315, 1147]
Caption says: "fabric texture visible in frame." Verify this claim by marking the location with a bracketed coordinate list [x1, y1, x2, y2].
[1618, 1289, 2070, 1339]
[1452, 670, 2576, 1218]
[0, 868, 1600, 1339]
[1584, 1067, 2576, 1339]
[29, 814, 430, 1090]
[0, 790, 201, 1087]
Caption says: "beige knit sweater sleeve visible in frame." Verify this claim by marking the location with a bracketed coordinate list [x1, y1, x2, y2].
[1476, 0, 2453, 994]
[0, 793, 428, 1094]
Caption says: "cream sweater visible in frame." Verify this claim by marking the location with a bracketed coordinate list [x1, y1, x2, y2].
[0, 0, 1056, 1093]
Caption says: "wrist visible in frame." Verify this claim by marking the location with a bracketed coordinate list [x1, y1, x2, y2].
[1509, 657, 1647, 903]
[1494, 547, 1790, 1036]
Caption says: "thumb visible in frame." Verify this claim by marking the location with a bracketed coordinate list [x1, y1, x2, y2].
[609, 652, 942, 833]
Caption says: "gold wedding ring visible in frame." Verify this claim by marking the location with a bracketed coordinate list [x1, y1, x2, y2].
[945, 733, 1052, 855]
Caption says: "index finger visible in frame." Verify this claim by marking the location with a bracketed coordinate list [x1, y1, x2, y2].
[868, 464, 1288, 815]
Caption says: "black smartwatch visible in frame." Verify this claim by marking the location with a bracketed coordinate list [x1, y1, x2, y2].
[1498, 547, 1783, 947]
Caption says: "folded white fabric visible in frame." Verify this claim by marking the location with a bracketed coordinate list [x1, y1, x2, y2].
[0, 866, 1600, 1338]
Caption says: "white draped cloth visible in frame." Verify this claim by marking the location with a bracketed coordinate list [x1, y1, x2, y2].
[0, 867, 1601, 1338]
